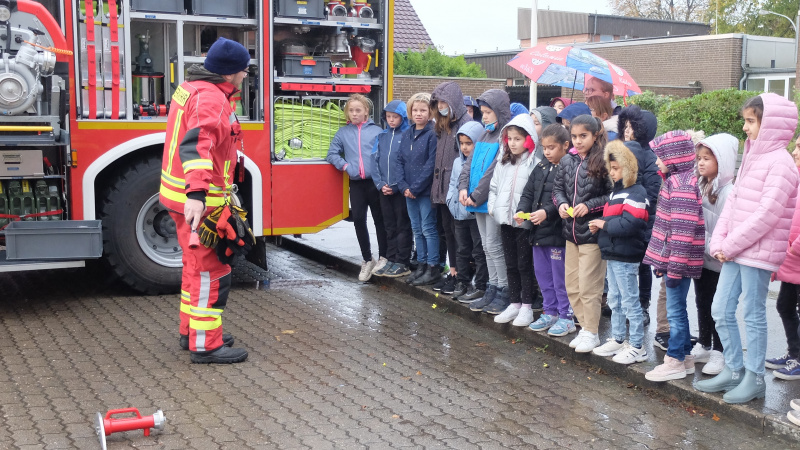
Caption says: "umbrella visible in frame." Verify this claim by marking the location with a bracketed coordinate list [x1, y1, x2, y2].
[507, 44, 642, 98]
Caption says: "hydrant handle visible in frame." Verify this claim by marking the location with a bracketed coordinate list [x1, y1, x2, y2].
[105, 407, 143, 420]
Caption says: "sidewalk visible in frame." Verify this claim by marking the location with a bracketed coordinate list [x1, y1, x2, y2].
[283, 217, 800, 442]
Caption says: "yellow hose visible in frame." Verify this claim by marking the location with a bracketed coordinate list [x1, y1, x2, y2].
[0, 126, 54, 132]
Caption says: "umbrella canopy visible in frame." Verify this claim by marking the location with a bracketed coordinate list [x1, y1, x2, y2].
[507, 44, 642, 98]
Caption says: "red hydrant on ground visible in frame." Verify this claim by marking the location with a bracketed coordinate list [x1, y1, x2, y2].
[94, 408, 166, 450]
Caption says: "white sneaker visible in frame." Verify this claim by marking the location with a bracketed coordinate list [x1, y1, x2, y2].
[690, 342, 711, 363]
[359, 259, 376, 282]
[790, 398, 800, 411]
[371, 257, 388, 274]
[494, 304, 521, 324]
[612, 342, 648, 364]
[701, 350, 725, 375]
[569, 330, 586, 348]
[575, 332, 600, 353]
[593, 338, 625, 356]
[511, 308, 534, 327]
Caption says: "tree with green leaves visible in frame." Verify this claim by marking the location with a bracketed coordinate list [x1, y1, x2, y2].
[394, 47, 487, 78]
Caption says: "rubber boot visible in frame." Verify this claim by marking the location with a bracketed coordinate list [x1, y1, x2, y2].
[722, 370, 766, 404]
[694, 365, 745, 393]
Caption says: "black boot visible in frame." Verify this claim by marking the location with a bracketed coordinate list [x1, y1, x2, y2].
[180, 332, 234, 351]
[640, 297, 651, 326]
[190, 346, 248, 364]
[413, 265, 442, 286]
[407, 264, 426, 284]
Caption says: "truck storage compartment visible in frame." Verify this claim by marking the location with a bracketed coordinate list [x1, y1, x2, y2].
[191, 0, 248, 17]
[130, 0, 185, 14]
[279, 56, 331, 78]
[4, 220, 103, 260]
[276, 0, 325, 19]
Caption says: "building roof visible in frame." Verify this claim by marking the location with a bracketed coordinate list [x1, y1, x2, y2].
[393, 0, 434, 53]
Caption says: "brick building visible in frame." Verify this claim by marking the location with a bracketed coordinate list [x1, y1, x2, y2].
[392, 75, 506, 102]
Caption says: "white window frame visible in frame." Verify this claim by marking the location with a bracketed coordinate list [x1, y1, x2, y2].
[746, 74, 796, 98]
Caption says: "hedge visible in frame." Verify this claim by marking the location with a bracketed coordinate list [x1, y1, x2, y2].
[655, 88, 755, 140]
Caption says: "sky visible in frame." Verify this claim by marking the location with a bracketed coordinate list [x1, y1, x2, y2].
[409, 0, 613, 55]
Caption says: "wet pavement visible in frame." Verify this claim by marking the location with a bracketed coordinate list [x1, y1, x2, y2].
[0, 244, 795, 448]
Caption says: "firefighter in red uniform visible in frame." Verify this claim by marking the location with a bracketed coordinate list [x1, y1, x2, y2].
[160, 38, 250, 364]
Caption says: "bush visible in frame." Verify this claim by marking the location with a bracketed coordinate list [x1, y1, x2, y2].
[394, 46, 487, 78]
[656, 89, 755, 140]
[618, 91, 675, 116]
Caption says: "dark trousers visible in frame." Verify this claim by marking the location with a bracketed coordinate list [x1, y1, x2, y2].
[693, 268, 723, 351]
[436, 204, 457, 269]
[776, 281, 800, 359]
[454, 218, 488, 290]
[350, 179, 387, 262]
[500, 225, 540, 305]
[378, 191, 412, 266]
[639, 263, 652, 305]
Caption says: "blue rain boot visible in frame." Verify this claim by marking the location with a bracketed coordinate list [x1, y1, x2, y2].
[694, 365, 745, 393]
[722, 370, 766, 404]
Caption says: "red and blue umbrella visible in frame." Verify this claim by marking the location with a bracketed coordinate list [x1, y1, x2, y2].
[507, 44, 642, 98]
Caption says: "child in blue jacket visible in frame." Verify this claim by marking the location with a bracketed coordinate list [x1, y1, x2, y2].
[372, 100, 413, 278]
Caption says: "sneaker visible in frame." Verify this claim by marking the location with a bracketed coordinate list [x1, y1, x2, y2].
[548, 318, 576, 337]
[775, 359, 800, 381]
[766, 353, 794, 370]
[529, 313, 558, 332]
[702, 350, 725, 375]
[569, 330, 587, 348]
[612, 342, 648, 364]
[483, 288, 509, 314]
[371, 257, 389, 275]
[432, 274, 448, 291]
[593, 339, 625, 357]
[441, 275, 457, 295]
[359, 259, 376, 282]
[384, 263, 411, 278]
[451, 281, 468, 298]
[469, 285, 497, 311]
[512, 308, 534, 327]
[575, 331, 600, 353]
[460, 287, 485, 304]
[374, 261, 393, 276]
[791, 398, 800, 411]
[788, 410, 800, 427]
[645, 355, 687, 381]
[684, 354, 695, 375]
[412, 265, 442, 286]
[494, 304, 521, 324]
[691, 343, 711, 363]
[653, 332, 670, 351]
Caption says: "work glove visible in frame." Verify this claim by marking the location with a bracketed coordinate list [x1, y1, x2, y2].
[665, 277, 682, 289]
[215, 204, 256, 264]
[197, 206, 225, 248]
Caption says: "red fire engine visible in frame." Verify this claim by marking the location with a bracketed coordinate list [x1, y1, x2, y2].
[0, 0, 394, 293]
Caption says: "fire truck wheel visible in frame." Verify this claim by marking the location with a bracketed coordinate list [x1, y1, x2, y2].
[100, 157, 182, 294]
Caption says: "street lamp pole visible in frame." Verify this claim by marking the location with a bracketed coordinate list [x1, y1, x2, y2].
[759, 9, 799, 65]
[529, 0, 538, 109]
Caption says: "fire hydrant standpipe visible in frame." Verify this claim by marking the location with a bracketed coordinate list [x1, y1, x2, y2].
[94, 408, 166, 450]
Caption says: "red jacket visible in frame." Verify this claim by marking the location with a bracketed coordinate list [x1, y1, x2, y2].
[160, 79, 241, 214]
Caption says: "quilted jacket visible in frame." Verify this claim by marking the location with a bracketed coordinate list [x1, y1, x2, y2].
[777, 167, 800, 284]
[517, 158, 565, 248]
[488, 114, 538, 227]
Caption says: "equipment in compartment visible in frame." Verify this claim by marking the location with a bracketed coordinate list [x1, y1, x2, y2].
[80, 0, 126, 119]
[273, 97, 347, 160]
[350, 0, 374, 19]
[327, 1, 347, 17]
[191, 0, 248, 18]
[132, 31, 167, 118]
[279, 55, 332, 78]
[0, 28, 57, 116]
[277, 0, 325, 19]
[7, 181, 35, 222]
[33, 180, 62, 221]
[0, 181, 8, 229]
[130, 0, 185, 14]
[0, 150, 44, 177]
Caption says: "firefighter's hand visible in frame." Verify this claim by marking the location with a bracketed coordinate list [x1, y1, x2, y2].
[185, 199, 205, 230]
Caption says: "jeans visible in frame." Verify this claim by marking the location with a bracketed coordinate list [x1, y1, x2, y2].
[666, 277, 693, 361]
[776, 281, 800, 359]
[350, 179, 387, 262]
[475, 212, 507, 287]
[607, 260, 645, 348]
[454, 219, 488, 290]
[500, 225, 540, 305]
[711, 261, 771, 375]
[533, 246, 570, 319]
[379, 191, 412, 266]
[693, 268, 722, 351]
[406, 195, 439, 266]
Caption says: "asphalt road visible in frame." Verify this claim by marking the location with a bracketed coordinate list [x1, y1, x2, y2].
[0, 245, 791, 449]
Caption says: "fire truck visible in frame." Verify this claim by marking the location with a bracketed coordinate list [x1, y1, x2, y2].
[0, 0, 393, 293]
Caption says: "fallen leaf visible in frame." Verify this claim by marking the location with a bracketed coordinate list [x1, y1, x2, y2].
[712, 414, 720, 422]
[543, 363, 549, 368]
[416, 371, 422, 375]
[432, 304, 437, 309]
[275, 336, 281, 341]
[383, 362, 386, 366]
[561, 359, 567, 364]
[587, 377, 592, 380]
[392, 414, 400, 419]
[281, 330, 295, 334]
[401, 376, 411, 381]
[435, 293, 439, 297]
[476, 343, 488, 347]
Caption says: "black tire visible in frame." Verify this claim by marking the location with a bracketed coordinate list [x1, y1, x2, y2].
[100, 156, 182, 294]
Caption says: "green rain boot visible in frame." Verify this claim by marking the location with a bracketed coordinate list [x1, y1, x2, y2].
[695, 365, 745, 393]
[722, 370, 766, 404]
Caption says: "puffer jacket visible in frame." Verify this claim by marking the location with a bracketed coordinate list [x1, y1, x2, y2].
[710, 93, 799, 272]
[617, 106, 661, 225]
[457, 89, 511, 214]
[488, 114, 538, 227]
[327, 118, 382, 180]
[431, 82, 471, 205]
[696, 133, 738, 272]
[643, 131, 705, 280]
[394, 121, 438, 197]
[371, 99, 410, 191]
[597, 141, 649, 262]
[552, 147, 613, 245]
[777, 167, 800, 284]
[517, 158, 564, 247]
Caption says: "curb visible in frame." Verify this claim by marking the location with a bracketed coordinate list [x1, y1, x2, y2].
[279, 237, 800, 443]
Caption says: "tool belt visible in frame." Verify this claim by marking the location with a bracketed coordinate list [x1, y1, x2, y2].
[197, 198, 256, 264]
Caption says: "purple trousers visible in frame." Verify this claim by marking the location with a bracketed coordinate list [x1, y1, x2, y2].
[533, 246, 571, 319]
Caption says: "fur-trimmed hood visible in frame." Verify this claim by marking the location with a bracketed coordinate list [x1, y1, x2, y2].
[617, 105, 657, 148]
[605, 140, 639, 188]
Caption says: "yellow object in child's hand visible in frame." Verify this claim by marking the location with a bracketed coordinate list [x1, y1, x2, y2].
[566, 207, 574, 217]
[517, 212, 531, 220]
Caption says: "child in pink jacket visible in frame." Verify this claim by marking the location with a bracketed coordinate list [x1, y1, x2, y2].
[696, 93, 800, 404]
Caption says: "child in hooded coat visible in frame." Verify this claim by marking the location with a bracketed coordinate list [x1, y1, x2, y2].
[371, 100, 413, 278]
[689, 133, 738, 376]
[697, 94, 799, 404]
[457, 89, 511, 312]
[643, 130, 705, 383]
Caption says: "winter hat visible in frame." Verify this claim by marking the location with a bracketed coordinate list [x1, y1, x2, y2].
[463, 95, 479, 108]
[649, 130, 696, 175]
[456, 121, 484, 145]
[204, 38, 250, 75]
[557, 102, 590, 123]
[510, 103, 529, 117]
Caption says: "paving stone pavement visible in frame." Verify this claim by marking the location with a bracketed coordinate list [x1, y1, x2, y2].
[0, 246, 793, 449]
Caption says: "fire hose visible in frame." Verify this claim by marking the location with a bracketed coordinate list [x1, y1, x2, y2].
[273, 101, 347, 160]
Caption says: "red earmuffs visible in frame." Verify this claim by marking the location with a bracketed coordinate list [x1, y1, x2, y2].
[503, 135, 537, 153]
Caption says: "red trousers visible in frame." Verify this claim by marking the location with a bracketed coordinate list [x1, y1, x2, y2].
[171, 211, 231, 353]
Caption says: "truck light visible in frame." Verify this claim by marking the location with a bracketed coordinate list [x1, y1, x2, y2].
[71, 149, 78, 167]
[0, 1, 10, 23]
